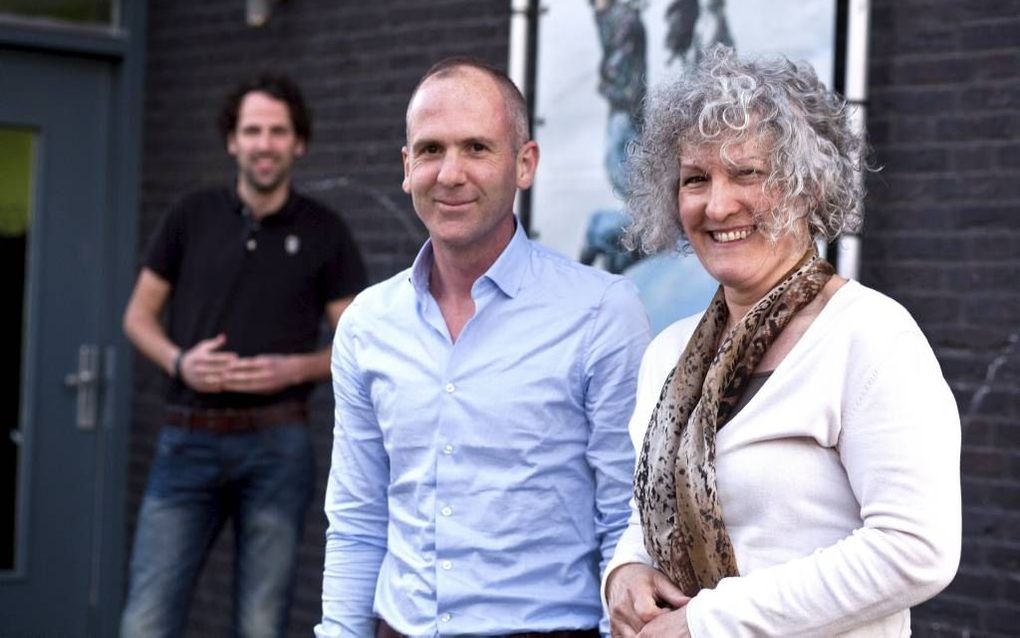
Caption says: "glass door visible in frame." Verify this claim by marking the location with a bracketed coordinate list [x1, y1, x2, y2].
[0, 0, 117, 25]
[0, 126, 35, 574]
[0, 49, 113, 637]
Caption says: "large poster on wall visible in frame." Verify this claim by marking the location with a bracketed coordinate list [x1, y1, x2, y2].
[531, 0, 837, 334]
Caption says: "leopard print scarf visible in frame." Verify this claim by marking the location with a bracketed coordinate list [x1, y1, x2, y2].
[634, 249, 834, 595]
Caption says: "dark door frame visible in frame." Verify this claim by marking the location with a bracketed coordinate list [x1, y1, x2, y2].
[0, 4, 146, 635]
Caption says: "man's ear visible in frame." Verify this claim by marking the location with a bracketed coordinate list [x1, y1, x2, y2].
[401, 146, 411, 194]
[515, 140, 540, 190]
[227, 132, 238, 157]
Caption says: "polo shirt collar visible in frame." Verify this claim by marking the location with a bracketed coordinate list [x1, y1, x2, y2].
[228, 186, 300, 225]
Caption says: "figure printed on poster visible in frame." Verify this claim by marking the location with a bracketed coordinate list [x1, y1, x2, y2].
[665, 0, 733, 72]
[533, 0, 835, 334]
[580, 0, 647, 275]
[579, 0, 735, 331]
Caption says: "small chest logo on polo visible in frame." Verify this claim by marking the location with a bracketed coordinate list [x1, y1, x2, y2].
[285, 235, 301, 255]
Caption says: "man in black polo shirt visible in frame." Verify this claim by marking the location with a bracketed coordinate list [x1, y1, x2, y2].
[120, 73, 365, 638]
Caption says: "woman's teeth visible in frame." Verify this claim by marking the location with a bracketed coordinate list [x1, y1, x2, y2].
[712, 228, 753, 243]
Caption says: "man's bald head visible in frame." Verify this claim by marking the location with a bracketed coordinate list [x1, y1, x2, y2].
[406, 57, 530, 151]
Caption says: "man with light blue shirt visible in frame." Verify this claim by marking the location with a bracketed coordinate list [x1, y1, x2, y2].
[316, 57, 650, 638]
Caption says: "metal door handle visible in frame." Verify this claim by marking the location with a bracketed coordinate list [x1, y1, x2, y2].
[64, 344, 100, 430]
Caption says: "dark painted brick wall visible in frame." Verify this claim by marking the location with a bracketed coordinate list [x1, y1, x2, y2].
[863, 1, 1020, 636]
[133, 1, 510, 636]
[131, 0, 1019, 636]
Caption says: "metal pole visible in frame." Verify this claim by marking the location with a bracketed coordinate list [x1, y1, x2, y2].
[837, 0, 871, 280]
[508, 0, 537, 230]
[508, 0, 531, 94]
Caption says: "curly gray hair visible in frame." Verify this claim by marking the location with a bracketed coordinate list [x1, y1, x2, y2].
[626, 45, 868, 253]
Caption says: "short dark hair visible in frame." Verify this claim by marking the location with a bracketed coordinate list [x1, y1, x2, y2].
[408, 56, 530, 149]
[217, 73, 312, 143]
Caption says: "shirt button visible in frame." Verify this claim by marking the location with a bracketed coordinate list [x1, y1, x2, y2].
[245, 238, 257, 251]
[440, 612, 452, 623]
[441, 559, 452, 570]
[441, 505, 453, 517]
[445, 383, 455, 393]
[442, 444, 454, 455]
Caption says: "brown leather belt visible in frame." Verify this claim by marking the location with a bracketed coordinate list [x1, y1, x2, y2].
[165, 403, 308, 433]
[376, 619, 597, 638]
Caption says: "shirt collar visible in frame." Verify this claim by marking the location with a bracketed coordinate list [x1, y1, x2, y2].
[483, 218, 529, 298]
[409, 241, 434, 295]
[229, 187, 299, 225]
[409, 217, 530, 299]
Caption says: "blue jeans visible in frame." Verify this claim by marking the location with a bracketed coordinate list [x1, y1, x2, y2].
[120, 422, 314, 638]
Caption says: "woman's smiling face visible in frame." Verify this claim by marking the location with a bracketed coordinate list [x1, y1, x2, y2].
[678, 138, 810, 305]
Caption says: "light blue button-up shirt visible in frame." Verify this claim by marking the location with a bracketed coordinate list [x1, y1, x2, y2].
[317, 222, 649, 637]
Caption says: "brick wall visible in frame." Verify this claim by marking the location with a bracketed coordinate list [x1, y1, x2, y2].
[132, 0, 1020, 636]
[863, 1, 1020, 636]
[133, 1, 511, 635]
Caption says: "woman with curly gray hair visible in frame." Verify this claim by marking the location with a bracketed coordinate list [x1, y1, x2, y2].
[603, 46, 960, 637]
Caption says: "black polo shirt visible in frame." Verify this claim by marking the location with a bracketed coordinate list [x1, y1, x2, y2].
[145, 187, 366, 409]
